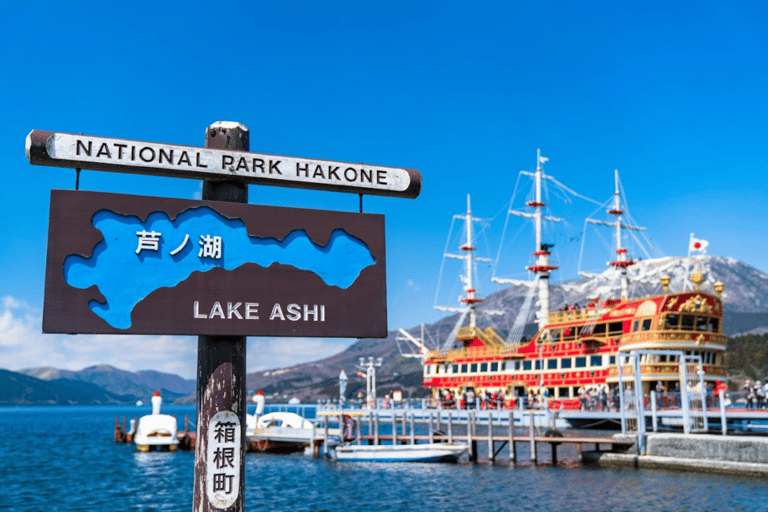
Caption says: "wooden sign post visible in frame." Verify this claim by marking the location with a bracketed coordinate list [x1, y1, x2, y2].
[193, 122, 248, 512]
[29, 121, 421, 512]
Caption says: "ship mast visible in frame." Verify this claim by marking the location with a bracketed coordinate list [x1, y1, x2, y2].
[435, 195, 490, 336]
[607, 169, 633, 299]
[526, 150, 559, 331]
[460, 194, 483, 329]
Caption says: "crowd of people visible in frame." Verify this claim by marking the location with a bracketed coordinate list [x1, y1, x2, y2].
[741, 379, 768, 409]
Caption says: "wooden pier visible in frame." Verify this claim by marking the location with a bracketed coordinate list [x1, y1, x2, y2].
[312, 410, 634, 464]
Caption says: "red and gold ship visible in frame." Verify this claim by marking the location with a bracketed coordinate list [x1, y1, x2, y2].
[419, 154, 726, 408]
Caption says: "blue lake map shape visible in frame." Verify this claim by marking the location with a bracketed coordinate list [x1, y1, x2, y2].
[63, 207, 376, 329]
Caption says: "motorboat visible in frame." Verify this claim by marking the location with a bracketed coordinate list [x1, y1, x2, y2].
[334, 442, 468, 463]
[246, 412, 314, 454]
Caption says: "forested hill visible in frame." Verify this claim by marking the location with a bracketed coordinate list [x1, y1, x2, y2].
[726, 333, 768, 383]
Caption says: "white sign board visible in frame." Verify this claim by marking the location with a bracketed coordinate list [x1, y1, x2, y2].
[206, 410, 241, 509]
[26, 130, 421, 198]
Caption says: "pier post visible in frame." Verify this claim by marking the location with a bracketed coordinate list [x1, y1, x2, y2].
[193, 122, 248, 512]
[471, 412, 478, 463]
[401, 412, 407, 444]
[374, 412, 380, 445]
[509, 410, 516, 465]
[410, 413, 415, 445]
[356, 417, 361, 445]
[391, 413, 397, 445]
[448, 411, 453, 444]
[651, 390, 658, 432]
[529, 411, 537, 465]
[488, 410, 494, 463]
[428, 412, 434, 444]
[467, 412, 474, 462]
[324, 415, 330, 457]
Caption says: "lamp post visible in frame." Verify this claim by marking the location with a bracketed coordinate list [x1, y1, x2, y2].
[358, 357, 382, 409]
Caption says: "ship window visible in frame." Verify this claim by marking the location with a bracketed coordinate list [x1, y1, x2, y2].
[594, 323, 606, 336]
[561, 358, 572, 369]
[548, 359, 558, 369]
[470, 363, 478, 373]
[535, 360, 542, 370]
[461, 364, 468, 373]
[452, 364, 458, 374]
[681, 315, 695, 330]
[480, 363, 488, 372]
[659, 354, 667, 363]
[514, 361, 521, 370]
[695, 316, 708, 331]
[500, 362, 506, 371]
[664, 314, 680, 330]
[575, 357, 587, 368]
[523, 361, 532, 371]
[641, 318, 652, 331]
[426, 365, 431, 375]
[609, 322, 623, 335]
[709, 318, 720, 332]
[609, 356, 616, 365]
[491, 362, 498, 372]
[559, 387, 570, 398]
[631, 320, 639, 332]
[590, 355, 603, 367]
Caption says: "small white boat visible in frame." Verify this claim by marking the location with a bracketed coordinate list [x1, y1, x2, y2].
[134, 392, 179, 452]
[334, 442, 468, 463]
[246, 412, 314, 454]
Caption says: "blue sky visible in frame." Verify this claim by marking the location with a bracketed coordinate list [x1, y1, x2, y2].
[1, 1, 766, 378]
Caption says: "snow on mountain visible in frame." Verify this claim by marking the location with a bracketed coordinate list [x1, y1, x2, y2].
[474, 255, 768, 336]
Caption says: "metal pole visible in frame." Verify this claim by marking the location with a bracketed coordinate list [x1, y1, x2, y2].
[651, 390, 658, 432]
[193, 122, 248, 512]
[680, 357, 691, 435]
[698, 360, 709, 433]
[410, 413, 415, 445]
[529, 411, 537, 465]
[487, 410, 494, 463]
[618, 352, 626, 433]
[719, 389, 727, 436]
[448, 411, 453, 444]
[632, 354, 646, 455]
[391, 412, 397, 445]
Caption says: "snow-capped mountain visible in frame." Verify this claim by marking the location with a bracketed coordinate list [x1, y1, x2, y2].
[472, 255, 768, 336]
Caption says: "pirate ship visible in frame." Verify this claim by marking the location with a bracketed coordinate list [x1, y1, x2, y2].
[415, 154, 727, 408]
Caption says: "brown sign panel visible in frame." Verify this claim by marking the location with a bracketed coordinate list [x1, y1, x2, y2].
[44, 190, 387, 337]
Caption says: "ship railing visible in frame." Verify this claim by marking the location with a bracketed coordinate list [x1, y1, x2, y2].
[426, 345, 505, 362]
[547, 306, 602, 325]
[624, 331, 728, 346]
[608, 363, 727, 378]
[456, 326, 506, 348]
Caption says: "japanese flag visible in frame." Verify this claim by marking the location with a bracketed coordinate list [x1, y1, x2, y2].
[689, 235, 709, 254]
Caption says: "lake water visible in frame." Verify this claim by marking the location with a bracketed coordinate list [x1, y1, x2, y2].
[1, 404, 765, 511]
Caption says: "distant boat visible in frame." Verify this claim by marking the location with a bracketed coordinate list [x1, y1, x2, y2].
[246, 412, 313, 454]
[288, 397, 301, 405]
[334, 442, 468, 463]
[134, 392, 179, 452]
[136, 400, 143, 406]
